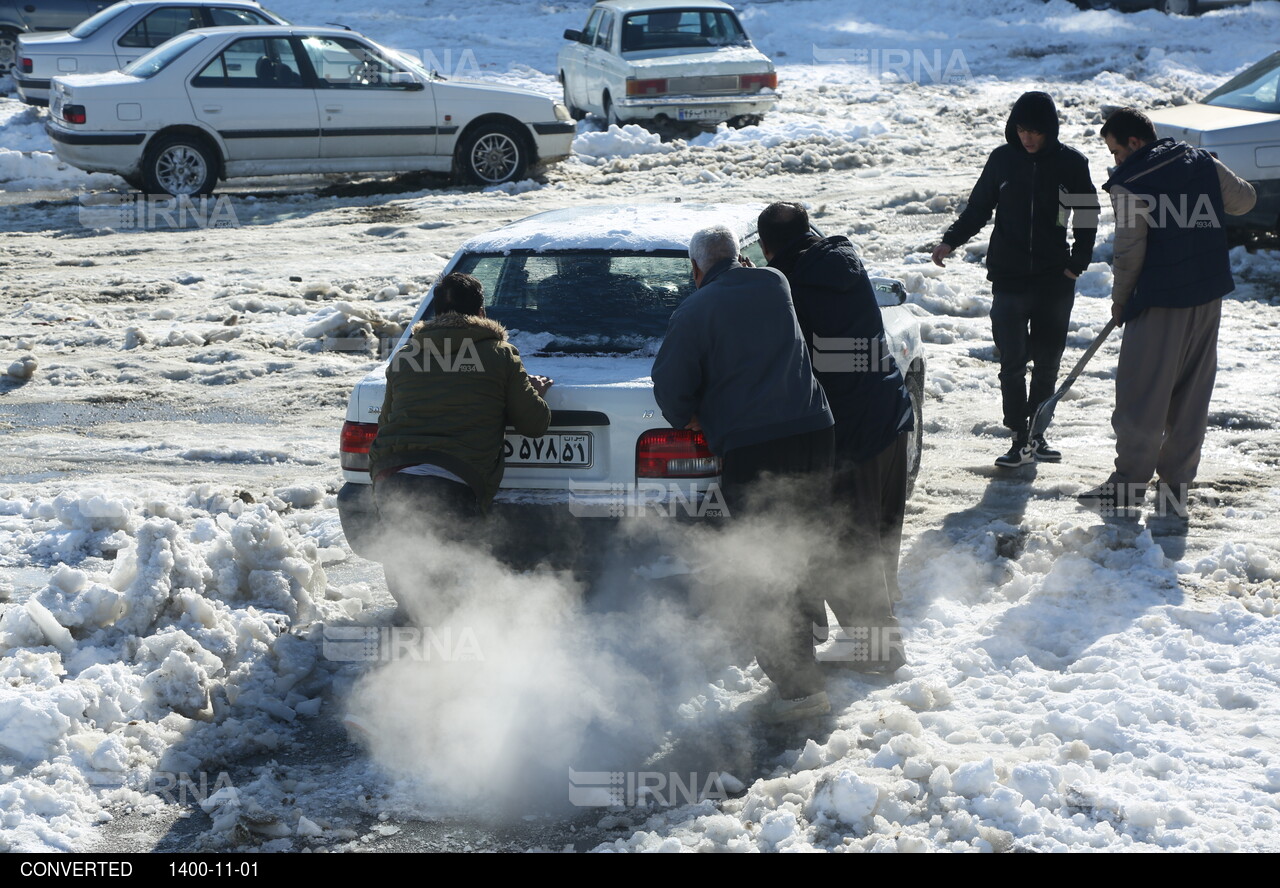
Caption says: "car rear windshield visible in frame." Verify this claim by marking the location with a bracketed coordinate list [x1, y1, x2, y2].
[621, 9, 748, 53]
[123, 31, 206, 79]
[1204, 51, 1280, 113]
[69, 3, 133, 39]
[449, 251, 696, 353]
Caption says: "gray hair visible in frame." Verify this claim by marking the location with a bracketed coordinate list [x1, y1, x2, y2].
[688, 225, 739, 270]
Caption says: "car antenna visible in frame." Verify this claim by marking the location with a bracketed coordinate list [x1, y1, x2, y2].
[324, 22, 353, 31]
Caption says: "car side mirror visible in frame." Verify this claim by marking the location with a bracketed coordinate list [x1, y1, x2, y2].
[390, 72, 423, 90]
[563, 28, 584, 43]
[871, 277, 907, 307]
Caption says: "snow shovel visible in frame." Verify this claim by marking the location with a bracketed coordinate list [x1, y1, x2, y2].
[1029, 318, 1118, 438]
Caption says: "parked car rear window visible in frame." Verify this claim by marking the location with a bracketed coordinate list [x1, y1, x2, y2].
[621, 10, 748, 53]
[69, 3, 133, 39]
[1204, 52, 1280, 114]
[122, 31, 206, 78]
[451, 250, 697, 352]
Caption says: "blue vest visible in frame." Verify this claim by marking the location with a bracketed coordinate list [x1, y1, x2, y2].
[1104, 139, 1234, 322]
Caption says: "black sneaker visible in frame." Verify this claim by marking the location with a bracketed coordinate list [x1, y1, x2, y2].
[995, 439, 1034, 468]
[1030, 434, 1061, 462]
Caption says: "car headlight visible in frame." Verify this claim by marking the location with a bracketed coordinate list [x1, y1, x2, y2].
[553, 103, 571, 122]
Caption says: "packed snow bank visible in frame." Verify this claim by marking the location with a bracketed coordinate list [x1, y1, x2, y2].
[0, 486, 358, 851]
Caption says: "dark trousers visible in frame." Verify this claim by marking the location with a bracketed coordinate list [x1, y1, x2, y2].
[719, 426, 834, 699]
[372, 473, 482, 622]
[824, 432, 916, 632]
[990, 275, 1076, 435]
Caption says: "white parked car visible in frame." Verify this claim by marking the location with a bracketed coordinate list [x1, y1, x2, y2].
[557, 0, 778, 131]
[1148, 51, 1280, 235]
[15, 0, 285, 106]
[45, 25, 576, 195]
[336, 204, 926, 565]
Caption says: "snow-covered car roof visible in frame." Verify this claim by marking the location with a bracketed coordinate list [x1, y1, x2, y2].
[457, 204, 764, 254]
[594, 0, 737, 13]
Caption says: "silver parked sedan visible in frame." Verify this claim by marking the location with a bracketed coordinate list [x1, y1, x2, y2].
[14, 0, 284, 105]
[1, 0, 112, 75]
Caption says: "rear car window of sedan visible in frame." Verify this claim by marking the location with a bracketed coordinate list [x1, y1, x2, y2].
[209, 6, 280, 26]
[118, 7, 204, 49]
[192, 37, 305, 87]
[621, 10, 748, 53]
[123, 30, 207, 78]
[70, 4, 134, 39]
[1204, 52, 1280, 114]
[453, 251, 697, 352]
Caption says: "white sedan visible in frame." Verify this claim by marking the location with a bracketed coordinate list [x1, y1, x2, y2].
[336, 204, 926, 562]
[1148, 51, 1280, 235]
[557, 0, 778, 131]
[46, 25, 577, 195]
[15, 0, 285, 106]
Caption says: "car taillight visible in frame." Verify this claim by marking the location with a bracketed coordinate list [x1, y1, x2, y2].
[739, 72, 777, 92]
[62, 104, 86, 125]
[340, 421, 378, 472]
[626, 78, 668, 97]
[19, 58, 33, 74]
[637, 429, 719, 479]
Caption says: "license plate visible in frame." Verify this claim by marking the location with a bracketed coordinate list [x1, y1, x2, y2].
[677, 107, 729, 122]
[504, 432, 592, 468]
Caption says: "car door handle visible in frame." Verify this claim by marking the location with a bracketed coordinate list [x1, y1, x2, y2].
[202, 105, 221, 113]
[325, 106, 342, 113]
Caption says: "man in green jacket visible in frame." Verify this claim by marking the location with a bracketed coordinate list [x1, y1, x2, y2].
[369, 272, 552, 618]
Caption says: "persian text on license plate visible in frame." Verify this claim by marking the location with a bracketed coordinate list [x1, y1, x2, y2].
[677, 107, 729, 122]
[504, 432, 592, 468]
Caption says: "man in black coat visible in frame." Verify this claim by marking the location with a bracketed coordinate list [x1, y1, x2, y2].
[653, 223, 835, 722]
[932, 91, 1099, 468]
[758, 202, 913, 673]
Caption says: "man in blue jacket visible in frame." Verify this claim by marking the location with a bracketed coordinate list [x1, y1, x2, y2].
[653, 224, 834, 722]
[932, 91, 1099, 468]
[758, 201, 913, 673]
[1079, 107, 1256, 515]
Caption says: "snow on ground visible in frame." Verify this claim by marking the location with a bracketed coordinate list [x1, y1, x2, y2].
[2, 0, 1280, 854]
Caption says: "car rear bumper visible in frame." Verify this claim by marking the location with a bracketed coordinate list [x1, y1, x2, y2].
[45, 122, 145, 174]
[14, 74, 51, 105]
[337, 479, 723, 565]
[614, 92, 778, 122]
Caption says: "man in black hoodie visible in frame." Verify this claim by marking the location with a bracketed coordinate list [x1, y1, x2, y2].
[932, 91, 1099, 468]
[759, 201, 914, 673]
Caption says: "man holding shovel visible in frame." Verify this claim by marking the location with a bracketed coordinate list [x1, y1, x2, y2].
[1078, 108, 1256, 516]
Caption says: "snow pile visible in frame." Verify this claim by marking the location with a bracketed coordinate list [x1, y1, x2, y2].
[592, 519, 1280, 852]
[574, 124, 679, 160]
[0, 487, 345, 851]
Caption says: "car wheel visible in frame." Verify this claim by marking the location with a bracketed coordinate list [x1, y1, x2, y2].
[1158, 0, 1197, 13]
[905, 370, 924, 497]
[457, 121, 529, 186]
[143, 134, 218, 197]
[0, 29, 18, 77]
[603, 93, 620, 128]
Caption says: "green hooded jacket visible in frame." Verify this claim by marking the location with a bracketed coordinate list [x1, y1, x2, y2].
[368, 312, 551, 510]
